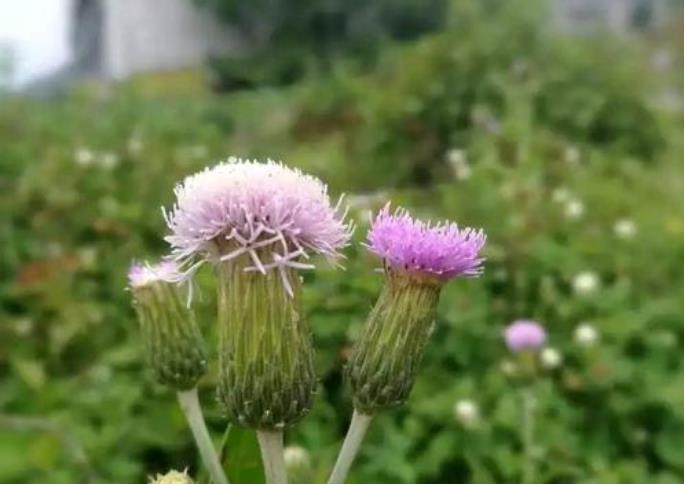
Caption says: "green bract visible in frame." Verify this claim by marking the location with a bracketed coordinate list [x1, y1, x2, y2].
[347, 270, 442, 414]
[132, 281, 208, 391]
[216, 254, 317, 430]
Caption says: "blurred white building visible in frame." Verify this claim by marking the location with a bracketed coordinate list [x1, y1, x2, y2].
[72, 0, 239, 80]
[553, 0, 668, 33]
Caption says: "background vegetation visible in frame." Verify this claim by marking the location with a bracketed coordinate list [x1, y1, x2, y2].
[2, 1, 684, 482]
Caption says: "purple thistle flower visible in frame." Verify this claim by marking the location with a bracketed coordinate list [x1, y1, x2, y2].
[504, 320, 546, 352]
[128, 260, 180, 288]
[163, 158, 353, 293]
[366, 205, 486, 280]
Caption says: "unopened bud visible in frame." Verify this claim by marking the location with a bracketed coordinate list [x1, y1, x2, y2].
[148, 469, 194, 484]
[129, 261, 207, 391]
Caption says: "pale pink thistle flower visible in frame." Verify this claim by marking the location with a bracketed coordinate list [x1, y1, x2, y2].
[504, 320, 546, 352]
[128, 260, 180, 288]
[163, 158, 353, 295]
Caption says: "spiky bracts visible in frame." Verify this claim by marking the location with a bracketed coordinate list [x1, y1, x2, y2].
[216, 255, 316, 430]
[129, 261, 208, 390]
[346, 271, 442, 414]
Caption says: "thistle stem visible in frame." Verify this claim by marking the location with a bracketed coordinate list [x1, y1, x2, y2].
[257, 430, 288, 484]
[177, 389, 230, 484]
[521, 388, 536, 484]
[327, 410, 374, 484]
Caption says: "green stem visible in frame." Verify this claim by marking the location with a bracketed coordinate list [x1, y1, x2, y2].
[177, 389, 230, 484]
[326, 410, 374, 484]
[521, 388, 536, 484]
[257, 430, 288, 484]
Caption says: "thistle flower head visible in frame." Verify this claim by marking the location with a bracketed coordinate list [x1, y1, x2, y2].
[149, 469, 194, 484]
[366, 205, 486, 280]
[128, 260, 179, 288]
[504, 320, 546, 352]
[164, 158, 352, 292]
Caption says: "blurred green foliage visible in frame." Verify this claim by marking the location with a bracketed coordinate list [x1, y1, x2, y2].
[196, 0, 448, 89]
[2, 1, 684, 482]
[290, 1, 666, 190]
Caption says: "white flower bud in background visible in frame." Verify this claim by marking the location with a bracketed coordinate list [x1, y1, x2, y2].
[128, 135, 144, 155]
[453, 399, 480, 428]
[573, 271, 599, 296]
[574, 323, 599, 348]
[540, 347, 563, 370]
[500, 359, 518, 377]
[564, 146, 580, 165]
[74, 147, 94, 166]
[446, 148, 466, 166]
[446, 148, 471, 181]
[149, 469, 194, 484]
[284, 446, 311, 471]
[564, 198, 584, 220]
[552, 187, 570, 203]
[99, 152, 120, 170]
[613, 219, 637, 239]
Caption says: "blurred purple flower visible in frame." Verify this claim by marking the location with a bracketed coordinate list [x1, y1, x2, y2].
[504, 320, 546, 352]
[366, 204, 486, 280]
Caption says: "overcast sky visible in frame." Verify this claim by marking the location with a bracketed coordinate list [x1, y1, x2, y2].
[0, 0, 72, 85]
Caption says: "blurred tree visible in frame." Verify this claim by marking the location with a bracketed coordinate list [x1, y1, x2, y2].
[193, 0, 448, 89]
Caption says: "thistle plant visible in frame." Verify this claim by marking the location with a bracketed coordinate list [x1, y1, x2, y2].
[164, 158, 352, 484]
[504, 319, 547, 484]
[129, 261, 228, 484]
[328, 206, 486, 484]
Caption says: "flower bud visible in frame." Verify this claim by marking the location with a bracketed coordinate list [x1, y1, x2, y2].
[504, 320, 546, 352]
[574, 323, 599, 347]
[129, 261, 208, 391]
[573, 271, 599, 296]
[453, 399, 480, 428]
[540, 347, 563, 370]
[284, 445, 311, 472]
[149, 469, 194, 484]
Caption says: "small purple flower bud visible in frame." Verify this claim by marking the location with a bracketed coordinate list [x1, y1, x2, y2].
[504, 320, 546, 352]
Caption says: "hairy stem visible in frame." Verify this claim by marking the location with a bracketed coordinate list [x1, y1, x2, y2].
[521, 388, 536, 484]
[327, 410, 374, 484]
[177, 389, 230, 484]
[257, 430, 288, 484]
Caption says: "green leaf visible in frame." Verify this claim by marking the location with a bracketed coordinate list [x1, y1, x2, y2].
[223, 427, 265, 484]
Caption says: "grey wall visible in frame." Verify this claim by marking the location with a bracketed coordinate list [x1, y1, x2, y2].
[102, 0, 240, 79]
